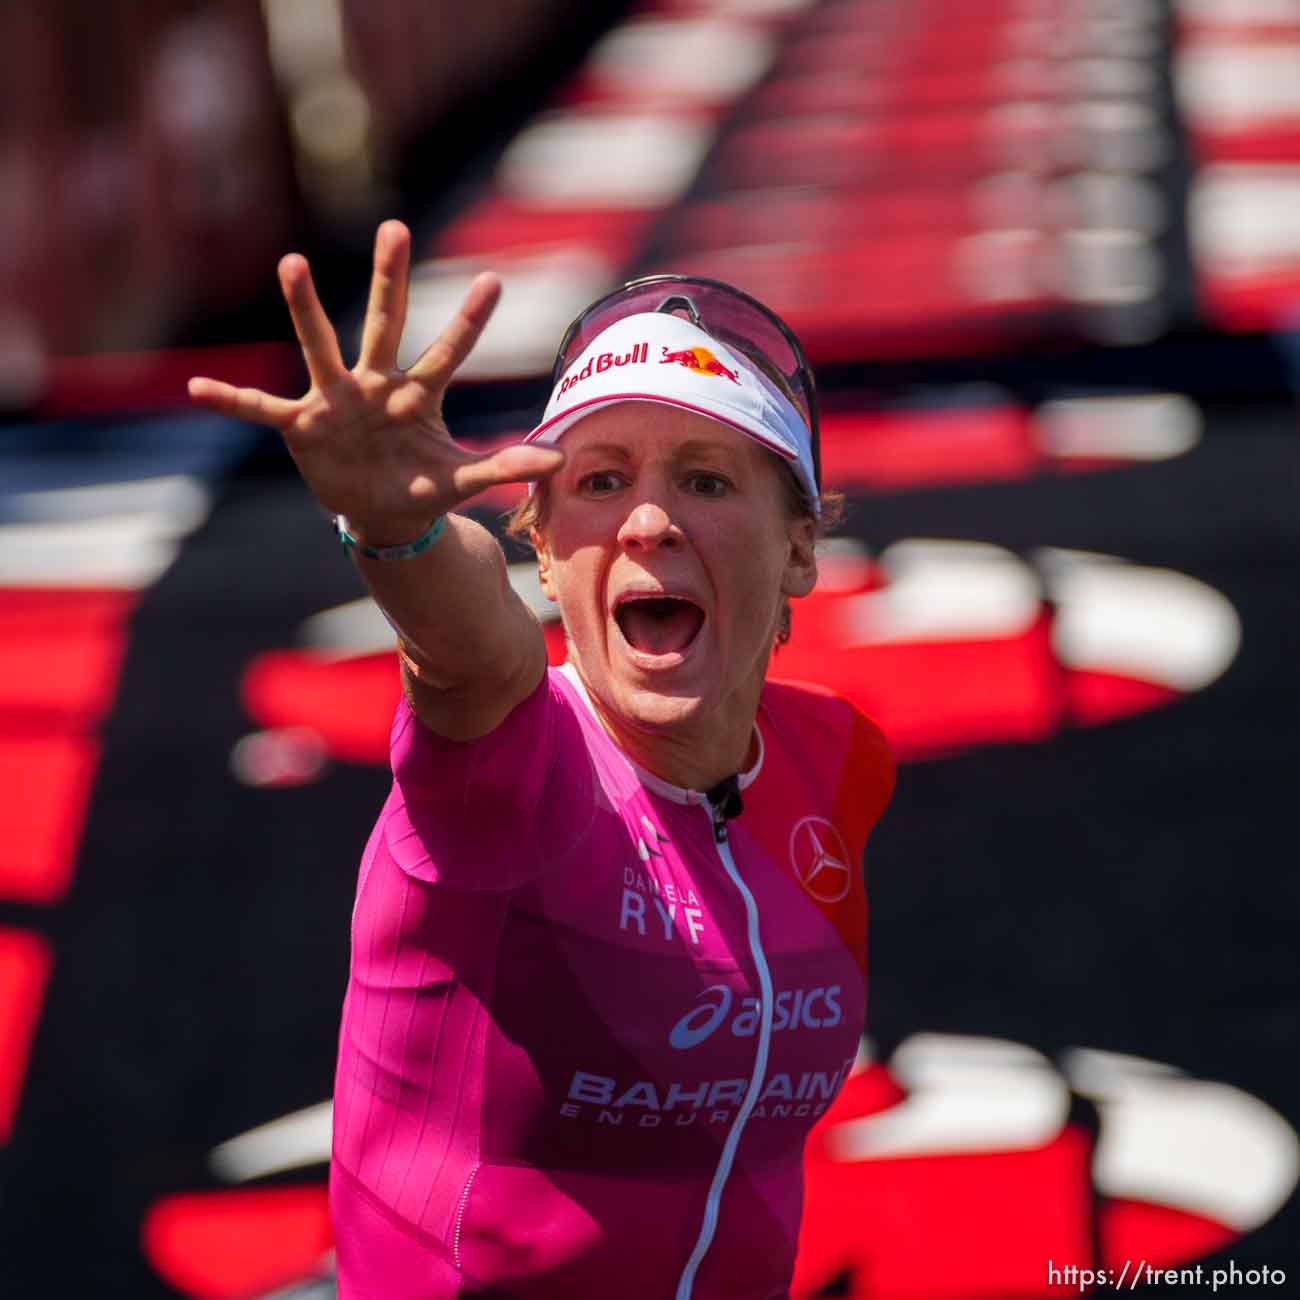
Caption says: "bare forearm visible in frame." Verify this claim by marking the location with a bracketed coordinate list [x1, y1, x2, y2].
[353, 513, 546, 737]
[353, 513, 526, 684]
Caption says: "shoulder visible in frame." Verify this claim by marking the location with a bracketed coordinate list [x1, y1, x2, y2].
[761, 677, 892, 761]
[382, 666, 600, 887]
[760, 678, 895, 822]
[391, 664, 591, 797]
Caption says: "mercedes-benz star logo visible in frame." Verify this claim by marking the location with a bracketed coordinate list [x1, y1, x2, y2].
[788, 816, 853, 903]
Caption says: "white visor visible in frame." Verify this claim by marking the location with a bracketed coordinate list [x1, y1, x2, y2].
[525, 312, 819, 515]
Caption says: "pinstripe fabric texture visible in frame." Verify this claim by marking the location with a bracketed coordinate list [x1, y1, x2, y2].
[331, 668, 894, 1298]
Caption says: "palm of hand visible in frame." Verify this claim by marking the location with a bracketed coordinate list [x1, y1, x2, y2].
[188, 221, 562, 544]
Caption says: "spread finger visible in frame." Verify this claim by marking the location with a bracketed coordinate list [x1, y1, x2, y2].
[188, 377, 299, 427]
[358, 221, 411, 373]
[407, 272, 501, 389]
[279, 254, 347, 389]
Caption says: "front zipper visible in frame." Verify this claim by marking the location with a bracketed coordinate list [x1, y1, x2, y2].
[452, 1163, 480, 1273]
[673, 800, 774, 1300]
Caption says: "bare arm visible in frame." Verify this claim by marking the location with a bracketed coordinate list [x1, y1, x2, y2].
[189, 221, 563, 739]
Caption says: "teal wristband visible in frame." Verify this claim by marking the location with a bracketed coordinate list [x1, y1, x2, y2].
[335, 514, 445, 561]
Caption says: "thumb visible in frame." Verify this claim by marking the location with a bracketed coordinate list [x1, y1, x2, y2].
[451, 443, 565, 502]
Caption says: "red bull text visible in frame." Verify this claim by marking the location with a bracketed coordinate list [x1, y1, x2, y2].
[558, 343, 650, 397]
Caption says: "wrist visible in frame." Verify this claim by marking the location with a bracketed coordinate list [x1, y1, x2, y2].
[335, 513, 445, 560]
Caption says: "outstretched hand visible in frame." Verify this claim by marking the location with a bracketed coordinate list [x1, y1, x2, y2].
[188, 221, 564, 544]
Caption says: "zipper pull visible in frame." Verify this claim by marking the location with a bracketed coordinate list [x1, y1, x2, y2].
[706, 774, 743, 844]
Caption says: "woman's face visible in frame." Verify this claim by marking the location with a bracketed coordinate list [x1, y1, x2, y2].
[534, 402, 817, 738]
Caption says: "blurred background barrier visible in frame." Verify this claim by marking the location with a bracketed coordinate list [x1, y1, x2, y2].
[2, 0, 1299, 1295]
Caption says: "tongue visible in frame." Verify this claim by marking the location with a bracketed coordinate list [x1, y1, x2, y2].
[620, 602, 703, 655]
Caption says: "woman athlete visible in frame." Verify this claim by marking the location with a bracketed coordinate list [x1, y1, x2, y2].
[189, 221, 894, 1300]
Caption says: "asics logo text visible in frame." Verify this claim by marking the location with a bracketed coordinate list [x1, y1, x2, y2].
[668, 984, 842, 1050]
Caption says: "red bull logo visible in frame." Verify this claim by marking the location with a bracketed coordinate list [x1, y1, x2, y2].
[660, 345, 740, 385]
[558, 342, 650, 397]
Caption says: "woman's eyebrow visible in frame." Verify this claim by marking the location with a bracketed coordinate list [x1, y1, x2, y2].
[568, 442, 633, 462]
[677, 439, 740, 461]
[566, 438, 739, 465]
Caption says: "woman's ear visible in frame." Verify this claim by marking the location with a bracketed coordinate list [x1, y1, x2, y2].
[782, 515, 818, 599]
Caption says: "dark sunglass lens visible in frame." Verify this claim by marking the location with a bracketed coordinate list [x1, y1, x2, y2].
[554, 278, 815, 435]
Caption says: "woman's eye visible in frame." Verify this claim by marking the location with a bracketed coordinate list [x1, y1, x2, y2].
[580, 471, 623, 494]
[687, 473, 729, 497]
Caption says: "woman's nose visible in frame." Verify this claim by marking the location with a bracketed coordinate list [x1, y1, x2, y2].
[617, 499, 681, 551]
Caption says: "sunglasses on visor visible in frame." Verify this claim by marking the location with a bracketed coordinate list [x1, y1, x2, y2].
[550, 275, 821, 492]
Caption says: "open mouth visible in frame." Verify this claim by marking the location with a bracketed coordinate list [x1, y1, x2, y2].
[614, 595, 705, 657]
